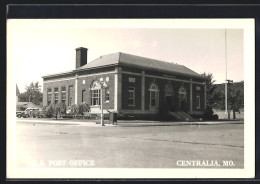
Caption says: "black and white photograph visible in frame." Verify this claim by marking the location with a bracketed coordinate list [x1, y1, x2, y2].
[7, 19, 255, 178]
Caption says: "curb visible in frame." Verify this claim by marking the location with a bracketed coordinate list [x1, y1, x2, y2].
[17, 118, 243, 127]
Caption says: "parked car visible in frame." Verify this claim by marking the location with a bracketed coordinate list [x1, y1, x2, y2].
[16, 108, 40, 118]
[16, 111, 26, 118]
[16, 111, 29, 118]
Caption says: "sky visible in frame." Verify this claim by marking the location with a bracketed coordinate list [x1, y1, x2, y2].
[7, 19, 244, 93]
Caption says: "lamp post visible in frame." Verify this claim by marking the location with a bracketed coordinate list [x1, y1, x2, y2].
[99, 78, 107, 126]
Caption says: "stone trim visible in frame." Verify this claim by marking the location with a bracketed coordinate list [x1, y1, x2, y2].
[43, 77, 75, 83]
[121, 71, 204, 85]
[77, 71, 116, 78]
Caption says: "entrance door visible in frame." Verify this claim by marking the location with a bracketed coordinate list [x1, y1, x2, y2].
[165, 96, 173, 110]
[165, 83, 174, 111]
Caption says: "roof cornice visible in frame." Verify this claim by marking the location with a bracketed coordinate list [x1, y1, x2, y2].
[117, 62, 206, 80]
[73, 63, 118, 73]
[42, 71, 75, 79]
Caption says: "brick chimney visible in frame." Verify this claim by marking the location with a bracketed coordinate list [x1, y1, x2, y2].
[75, 47, 88, 69]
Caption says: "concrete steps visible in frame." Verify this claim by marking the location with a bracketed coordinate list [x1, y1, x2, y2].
[168, 111, 196, 122]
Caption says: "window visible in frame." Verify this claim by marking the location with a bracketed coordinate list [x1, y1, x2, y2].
[196, 86, 201, 90]
[178, 86, 187, 101]
[54, 88, 59, 104]
[129, 77, 135, 83]
[90, 81, 101, 106]
[149, 82, 159, 108]
[165, 83, 174, 97]
[196, 93, 200, 109]
[105, 88, 110, 102]
[82, 90, 86, 103]
[150, 91, 159, 106]
[61, 87, 66, 104]
[91, 89, 100, 106]
[128, 87, 135, 106]
[47, 88, 52, 105]
[68, 86, 73, 106]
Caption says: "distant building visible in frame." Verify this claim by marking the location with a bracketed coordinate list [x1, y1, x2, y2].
[42, 47, 207, 118]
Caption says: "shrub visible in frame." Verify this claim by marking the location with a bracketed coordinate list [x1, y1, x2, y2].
[59, 103, 67, 115]
[41, 103, 67, 119]
[69, 103, 90, 116]
[158, 106, 172, 120]
[52, 103, 67, 119]
[42, 104, 54, 118]
[212, 114, 219, 120]
[78, 103, 90, 115]
[204, 105, 214, 118]
[204, 105, 219, 120]
[70, 104, 80, 116]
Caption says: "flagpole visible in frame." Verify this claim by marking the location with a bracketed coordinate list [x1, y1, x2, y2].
[225, 29, 227, 114]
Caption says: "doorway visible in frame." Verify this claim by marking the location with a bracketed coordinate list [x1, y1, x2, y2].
[165, 95, 173, 110]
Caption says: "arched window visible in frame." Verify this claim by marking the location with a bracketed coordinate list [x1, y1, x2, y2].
[165, 83, 174, 97]
[178, 86, 187, 101]
[90, 81, 101, 106]
[149, 82, 160, 108]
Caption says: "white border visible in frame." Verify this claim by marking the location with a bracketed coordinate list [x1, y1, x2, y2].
[7, 19, 255, 178]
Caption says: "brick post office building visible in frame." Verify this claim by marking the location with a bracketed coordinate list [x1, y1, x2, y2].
[42, 47, 207, 118]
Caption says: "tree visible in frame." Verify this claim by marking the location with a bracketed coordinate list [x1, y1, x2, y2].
[201, 72, 216, 107]
[19, 82, 43, 106]
[227, 82, 244, 119]
[212, 81, 244, 120]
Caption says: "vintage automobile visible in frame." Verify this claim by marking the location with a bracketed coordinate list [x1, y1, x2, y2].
[16, 108, 40, 118]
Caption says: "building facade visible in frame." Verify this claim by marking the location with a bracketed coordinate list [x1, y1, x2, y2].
[42, 47, 206, 117]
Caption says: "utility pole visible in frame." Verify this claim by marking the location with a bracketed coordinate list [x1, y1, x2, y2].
[225, 29, 228, 115]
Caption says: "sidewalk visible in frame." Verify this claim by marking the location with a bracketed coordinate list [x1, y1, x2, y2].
[16, 118, 99, 127]
[16, 118, 244, 127]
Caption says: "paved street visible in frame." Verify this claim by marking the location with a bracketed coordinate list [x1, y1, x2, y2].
[16, 119, 244, 168]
